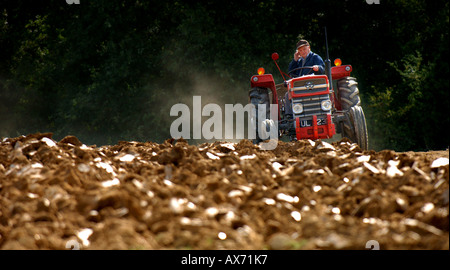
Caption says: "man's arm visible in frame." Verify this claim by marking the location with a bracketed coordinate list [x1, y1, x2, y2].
[312, 54, 325, 75]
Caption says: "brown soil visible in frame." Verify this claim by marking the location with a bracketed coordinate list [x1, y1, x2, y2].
[0, 133, 448, 250]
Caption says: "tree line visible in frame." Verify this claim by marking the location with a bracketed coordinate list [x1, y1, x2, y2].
[0, 0, 448, 151]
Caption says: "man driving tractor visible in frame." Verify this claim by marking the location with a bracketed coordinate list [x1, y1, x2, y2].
[248, 33, 369, 150]
[285, 39, 325, 117]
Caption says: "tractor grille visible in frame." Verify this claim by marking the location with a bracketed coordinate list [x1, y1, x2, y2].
[292, 77, 328, 95]
[292, 94, 331, 119]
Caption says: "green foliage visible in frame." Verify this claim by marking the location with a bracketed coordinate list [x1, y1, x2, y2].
[369, 53, 438, 150]
[364, 0, 449, 151]
[0, 0, 448, 151]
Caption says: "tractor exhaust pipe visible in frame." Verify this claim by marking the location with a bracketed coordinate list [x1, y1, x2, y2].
[324, 27, 333, 92]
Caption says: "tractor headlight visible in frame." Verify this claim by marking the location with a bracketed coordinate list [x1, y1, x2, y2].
[321, 100, 332, 111]
[292, 103, 303, 114]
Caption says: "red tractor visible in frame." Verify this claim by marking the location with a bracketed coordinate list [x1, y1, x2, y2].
[248, 41, 369, 150]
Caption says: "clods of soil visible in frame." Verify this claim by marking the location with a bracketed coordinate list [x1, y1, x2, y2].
[0, 133, 448, 249]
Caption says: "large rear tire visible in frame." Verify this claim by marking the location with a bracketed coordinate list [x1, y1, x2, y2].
[337, 76, 361, 110]
[342, 106, 369, 150]
[249, 87, 270, 144]
[337, 77, 369, 150]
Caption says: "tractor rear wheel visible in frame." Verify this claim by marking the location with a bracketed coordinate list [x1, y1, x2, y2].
[342, 105, 369, 150]
[337, 77, 361, 110]
[249, 87, 270, 144]
[337, 76, 369, 150]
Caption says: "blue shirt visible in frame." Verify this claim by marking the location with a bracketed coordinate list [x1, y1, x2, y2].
[288, 51, 325, 77]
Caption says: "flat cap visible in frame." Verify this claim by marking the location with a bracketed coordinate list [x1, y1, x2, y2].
[296, 39, 310, 49]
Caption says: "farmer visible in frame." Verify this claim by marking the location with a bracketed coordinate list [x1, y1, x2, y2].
[284, 39, 325, 117]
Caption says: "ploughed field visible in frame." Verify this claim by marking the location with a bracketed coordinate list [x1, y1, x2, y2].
[0, 133, 448, 250]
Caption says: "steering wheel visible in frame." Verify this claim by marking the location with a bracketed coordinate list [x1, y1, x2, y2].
[288, 66, 314, 77]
